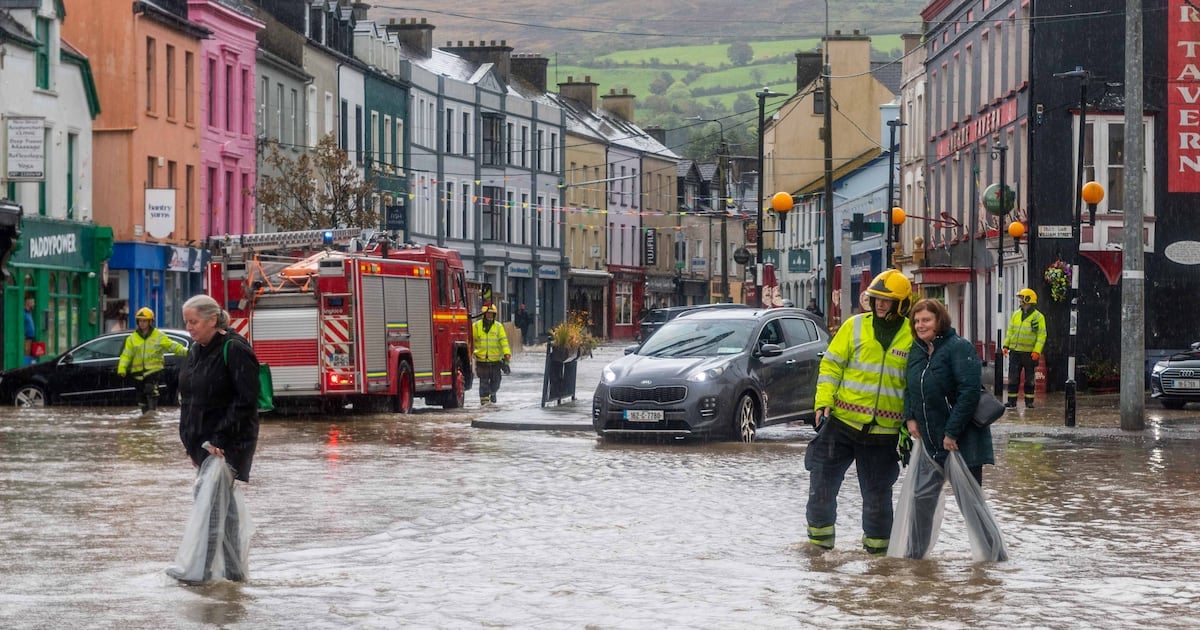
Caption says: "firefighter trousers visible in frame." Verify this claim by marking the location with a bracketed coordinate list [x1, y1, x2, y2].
[804, 421, 900, 553]
[476, 360, 503, 404]
[1007, 351, 1037, 404]
[134, 371, 161, 412]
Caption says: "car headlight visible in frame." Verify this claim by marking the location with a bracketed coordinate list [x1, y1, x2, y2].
[603, 366, 618, 384]
[1152, 362, 1168, 375]
[687, 364, 728, 382]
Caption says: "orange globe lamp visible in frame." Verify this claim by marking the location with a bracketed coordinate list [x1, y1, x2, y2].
[891, 207, 906, 225]
[1008, 221, 1026, 239]
[770, 192, 794, 213]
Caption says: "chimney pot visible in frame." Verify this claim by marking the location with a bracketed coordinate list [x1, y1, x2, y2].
[469, 41, 474, 46]
[835, 29, 842, 36]
[853, 29, 860, 35]
[567, 75, 573, 82]
[421, 17, 427, 24]
[584, 75, 590, 82]
[389, 17, 395, 24]
[622, 88, 628, 94]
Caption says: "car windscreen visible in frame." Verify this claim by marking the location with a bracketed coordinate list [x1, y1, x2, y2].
[638, 319, 755, 357]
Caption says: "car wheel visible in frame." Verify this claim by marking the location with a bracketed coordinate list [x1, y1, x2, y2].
[14, 385, 46, 408]
[1161, 398, 1187, 410]
[395, 360, 414, 414]
[731, 393, 759, 442]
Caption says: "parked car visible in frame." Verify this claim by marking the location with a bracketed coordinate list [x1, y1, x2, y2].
[0, 329, 192, 407]
[594, 307, 829, 441]
[637, 303, 752, 342]
[1150, 342, 1200, 409]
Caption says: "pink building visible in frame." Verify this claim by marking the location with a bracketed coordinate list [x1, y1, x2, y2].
[188, 0, 263, 239]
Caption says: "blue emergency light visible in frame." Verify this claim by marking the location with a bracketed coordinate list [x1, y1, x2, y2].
[322, 230, 334, 245]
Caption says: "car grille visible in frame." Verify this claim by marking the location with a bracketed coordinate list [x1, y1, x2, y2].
[609, 386, 687, 404]
[1159, 368, 1200, 396]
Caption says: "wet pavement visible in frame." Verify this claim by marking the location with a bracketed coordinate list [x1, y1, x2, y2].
[2, 343, 1200, 628]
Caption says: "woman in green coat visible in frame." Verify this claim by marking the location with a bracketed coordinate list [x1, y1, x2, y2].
[903, 298, 995, 485]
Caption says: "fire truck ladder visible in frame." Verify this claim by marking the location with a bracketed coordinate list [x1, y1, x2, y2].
[210, 228, 364, 257]
[320, 293, 359, 390]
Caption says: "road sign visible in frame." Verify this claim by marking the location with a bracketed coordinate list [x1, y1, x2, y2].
[1038, 225, 1072, 239]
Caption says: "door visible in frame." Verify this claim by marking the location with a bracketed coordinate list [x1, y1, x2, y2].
[780, 316, 825, 419]
[57, 334, 134, 405]
[753, 318, 795, 423]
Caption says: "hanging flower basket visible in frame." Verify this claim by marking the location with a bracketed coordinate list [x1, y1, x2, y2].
[1043, 260, 1071, 303]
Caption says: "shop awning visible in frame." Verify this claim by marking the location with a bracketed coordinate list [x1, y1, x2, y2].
[914, 266, 972, 285]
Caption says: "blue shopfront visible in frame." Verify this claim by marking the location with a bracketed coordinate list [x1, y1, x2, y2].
[108, 242, 206, 331]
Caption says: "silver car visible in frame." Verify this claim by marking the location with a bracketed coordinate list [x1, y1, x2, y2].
[593, 308, 829, 441]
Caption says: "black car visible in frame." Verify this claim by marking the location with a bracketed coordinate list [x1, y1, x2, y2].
[594, 307, 829, 441]
[637, 303, 753, 342]
[1150, 342, 1200, 409]
[0, 329, 192, 407]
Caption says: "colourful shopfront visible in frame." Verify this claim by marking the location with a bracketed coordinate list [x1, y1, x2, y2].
[3, 216, 112, 369]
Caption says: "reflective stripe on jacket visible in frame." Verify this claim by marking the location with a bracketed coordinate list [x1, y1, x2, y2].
[815, 313, 912, 437]
[472, 319, 511, 362]
[1004, 308, 1046, 353]
[117, 328, 188, 376]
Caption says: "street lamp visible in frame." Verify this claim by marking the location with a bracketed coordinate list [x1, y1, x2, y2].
[688, 116, 730, 302]
[1055, 65, 1093, 427]
[885, 119, 907, 269]
[756, 87, 786, 307]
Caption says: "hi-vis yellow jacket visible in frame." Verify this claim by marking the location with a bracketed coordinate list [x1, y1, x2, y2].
[815, 313, 912, 438]
[1004, 308, 1046, 353]
[117, 328, 188, 378]
[472, 319, 511, 362]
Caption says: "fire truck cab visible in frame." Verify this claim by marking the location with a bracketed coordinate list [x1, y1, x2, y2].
[208, 229, 474, 412]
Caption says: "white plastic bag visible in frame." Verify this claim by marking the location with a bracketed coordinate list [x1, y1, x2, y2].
[888, 442, 947, 559]
[167, 455, 254, 583]
[946, 451, 1008, 562]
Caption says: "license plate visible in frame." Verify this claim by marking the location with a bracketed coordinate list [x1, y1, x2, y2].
[1172, 379, 1200, 389]
[625, 410, 663, 422]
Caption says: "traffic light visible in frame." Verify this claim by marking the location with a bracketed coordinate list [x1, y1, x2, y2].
[851, 213, 865, 241]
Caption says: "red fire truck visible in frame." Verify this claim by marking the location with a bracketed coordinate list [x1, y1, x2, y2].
[207, 229, 474, 412]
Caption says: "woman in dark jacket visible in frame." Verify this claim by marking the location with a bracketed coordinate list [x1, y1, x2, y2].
[179, 295, 260, 482]
[903, 298, 994, 484]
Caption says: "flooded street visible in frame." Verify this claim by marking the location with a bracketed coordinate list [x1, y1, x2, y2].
[3, 348, 1200, 628]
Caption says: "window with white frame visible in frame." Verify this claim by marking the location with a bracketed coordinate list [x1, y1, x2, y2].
[445, 107, 454, 153]
[616, 281, 633, 326]
[1076, 114, 1155, 216]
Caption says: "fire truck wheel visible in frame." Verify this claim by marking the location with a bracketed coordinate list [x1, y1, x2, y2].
[441, 357, 467, 409]
[395, 360, 415, 414]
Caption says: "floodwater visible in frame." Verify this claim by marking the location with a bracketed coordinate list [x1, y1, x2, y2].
[3, 398, 1200, 628]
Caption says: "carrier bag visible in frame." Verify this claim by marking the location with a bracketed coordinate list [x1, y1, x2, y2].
[167, 455, 255, 583]
[946, 451, 1009, 562]
[888, 442, 948, 560]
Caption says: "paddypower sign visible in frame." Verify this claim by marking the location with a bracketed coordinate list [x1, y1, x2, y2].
[11, 216, 92, 269]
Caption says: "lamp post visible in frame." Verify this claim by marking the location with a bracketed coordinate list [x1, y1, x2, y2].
[993, 142, 1008, 398]
[689, 116, 730, 302]
[1055, 66, 1091, 427]
[756, 87, 786, 307]
[885, 119, 907, 269]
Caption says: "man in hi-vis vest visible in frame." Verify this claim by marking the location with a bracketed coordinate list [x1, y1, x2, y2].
[1003, 288, 1047, 409]
[806, 269, 913, 556]
[472, 303, 511, 406]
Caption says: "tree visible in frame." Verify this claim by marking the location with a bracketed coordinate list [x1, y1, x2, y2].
[255, 133, 380, 231]
[727, 41, 754, 66]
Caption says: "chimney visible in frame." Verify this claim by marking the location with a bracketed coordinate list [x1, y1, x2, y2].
[511, 53, 550, 93]
[557, 75, 599, 110]
[902, 33, 922, 54]
[351, 2, 371, 21]
[600, 87, 636, 122]
[794, 50, 822, 91]
[442, 40, 513, 84]
[643, 125, 666, 145]
[386, 17, 436, 59]
[822, 30, 872, 76]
